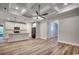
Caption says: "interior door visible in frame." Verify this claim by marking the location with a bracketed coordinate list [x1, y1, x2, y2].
[32, 27, 36, 38]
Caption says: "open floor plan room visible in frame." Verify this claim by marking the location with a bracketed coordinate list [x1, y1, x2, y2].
[0, 3, 79, 55]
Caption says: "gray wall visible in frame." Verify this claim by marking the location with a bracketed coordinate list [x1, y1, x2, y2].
[58, 15, 79, 46]
[0, 19, 5, 25]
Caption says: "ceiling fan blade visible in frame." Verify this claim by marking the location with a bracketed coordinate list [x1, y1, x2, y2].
[38, 5, 40, 15]
[38, 5, 40, 11]
[36, 11, 38, 15]
[35, 5, 41, 16]
[40, 13, 48, 16]
[40, 16, 46, 19]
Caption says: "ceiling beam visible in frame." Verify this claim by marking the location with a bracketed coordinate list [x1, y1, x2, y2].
[6, 20, 26, 24]
[23, 3, 36, 15]
[47, 3, 79, 20]
[40, 5, 51, 14]
[57, 3, 79, 14]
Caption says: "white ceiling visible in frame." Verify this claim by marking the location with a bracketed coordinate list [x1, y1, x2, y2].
[0, 3, 78, 23]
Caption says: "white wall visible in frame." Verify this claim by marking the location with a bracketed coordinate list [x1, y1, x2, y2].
[58, 16, 79, 46]
[39, 21, 47, 39]
[37, 20, 59, 39]
[26, 23, 32, 38]
[36, 22, 40, 38]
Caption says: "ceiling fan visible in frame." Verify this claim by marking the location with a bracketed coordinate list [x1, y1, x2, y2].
[34, 5, 49, 19]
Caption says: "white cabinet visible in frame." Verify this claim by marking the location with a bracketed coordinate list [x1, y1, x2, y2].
[5, 22, 27, 33]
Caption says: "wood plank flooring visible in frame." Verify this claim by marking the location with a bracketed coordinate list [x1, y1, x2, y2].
[0, 39, 79, 55]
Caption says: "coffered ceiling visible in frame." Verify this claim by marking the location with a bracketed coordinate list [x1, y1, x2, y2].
[0, 3, 78, 23]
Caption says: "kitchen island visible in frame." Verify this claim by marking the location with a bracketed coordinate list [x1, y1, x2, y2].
[8, 33, 29, 42]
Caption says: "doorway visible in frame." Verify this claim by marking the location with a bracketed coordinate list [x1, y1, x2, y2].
[49, 20, 59, 41]
[31, 23, 36, 38]
[32, 27, 36, 38]
[53, 23, 58, 39]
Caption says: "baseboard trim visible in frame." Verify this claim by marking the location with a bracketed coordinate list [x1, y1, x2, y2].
[39, 37, 47, 40]
[47, 36, 57, 39]
[37, 37, 47, 40]
[58, 40, 79, 47]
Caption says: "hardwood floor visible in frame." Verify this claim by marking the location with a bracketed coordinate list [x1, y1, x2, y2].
[0, 39, 79, 55]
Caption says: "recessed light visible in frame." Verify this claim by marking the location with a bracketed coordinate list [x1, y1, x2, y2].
[21, 8, 27, 14]
[15, 7, 19, 10]
[64, 3, 68, 5]
[7, 18, 10, 20]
